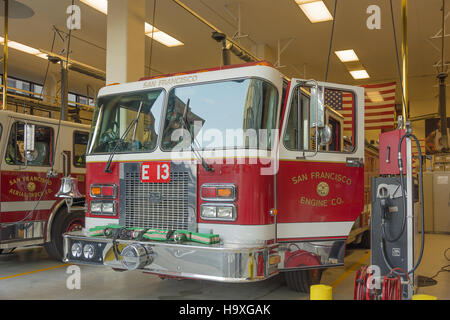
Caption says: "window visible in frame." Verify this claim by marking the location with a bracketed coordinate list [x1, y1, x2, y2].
[1, 74, 47, 101]
[161, 78, 278, 151]
[78, 96, 89, 105]
[326, 111, 343, 152]
[5, 122, 53, 166]
[88, 98, 95, 107]
[73, 131, 89, 167]
[32, 84, 43, 99]
[68, 93, 77, 107]
[283, 87, 311, 151]
[283, 86, 354, 153]
[89, 89, 165, 154]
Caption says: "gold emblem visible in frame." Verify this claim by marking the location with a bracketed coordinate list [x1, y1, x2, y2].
[27, 182, 36, 192]
[316, 182, 329, 197]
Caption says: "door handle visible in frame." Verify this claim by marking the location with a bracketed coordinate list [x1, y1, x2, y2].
[346, 157, 363, 167]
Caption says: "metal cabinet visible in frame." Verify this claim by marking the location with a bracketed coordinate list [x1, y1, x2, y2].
[433, 172, 450, 233]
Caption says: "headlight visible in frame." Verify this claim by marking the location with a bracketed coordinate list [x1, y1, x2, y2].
[90, 201, 116, 215]
[102, 202, 115, 214]
[71, 242, 82, 258]
[83, 244, 95, 259]
[217, 206, 233, 219]
[201, 206, 217, 218]
[201, 204, 236, 221]
[90, 201, 102, 213]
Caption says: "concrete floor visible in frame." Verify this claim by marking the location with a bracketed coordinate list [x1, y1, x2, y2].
[0, 233, 448, 300]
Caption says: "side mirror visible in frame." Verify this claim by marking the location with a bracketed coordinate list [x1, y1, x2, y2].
[24, 123, 37, 162]
[310, 85, 325, 128]
[319, 125, 332, 146]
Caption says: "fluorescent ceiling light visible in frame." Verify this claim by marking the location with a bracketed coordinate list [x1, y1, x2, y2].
[80, 0, 183, 47]
[0, 38, 47, 59]
[35, 52, 49, 59]
[366, 90, 384, 102]
[144, 23, 183, 47]
[80, 0, 107, 15]
[335, 49, 359, 62]
[296, 0, 333, 23]
[8, 41, 41, 55]
[350, 69, 370, 80]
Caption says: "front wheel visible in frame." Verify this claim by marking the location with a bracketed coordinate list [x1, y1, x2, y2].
[45, 208, 84, 261]
[358, 230, 371, 249]
[284, 269, 323, 293]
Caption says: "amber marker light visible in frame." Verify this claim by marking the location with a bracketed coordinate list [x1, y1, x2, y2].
[91, 186, 101, 196]
[217, 188, 233, 198]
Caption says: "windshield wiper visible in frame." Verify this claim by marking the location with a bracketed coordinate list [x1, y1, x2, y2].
[104, 102, 143, 173]
[181, 99, 214, 172]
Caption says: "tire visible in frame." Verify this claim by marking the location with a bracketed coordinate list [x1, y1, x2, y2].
[0, 248, 15, 254]
[284, 268, 323, 293]
[45, 207, 84, 261]
[358, 230, 371, 249]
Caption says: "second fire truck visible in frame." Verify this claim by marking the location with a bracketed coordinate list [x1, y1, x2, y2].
[0, 110, 90, 260]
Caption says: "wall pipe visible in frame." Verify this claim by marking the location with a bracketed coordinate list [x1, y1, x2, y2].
[401, 0, 408, 126]
[2, 0, 8, 110]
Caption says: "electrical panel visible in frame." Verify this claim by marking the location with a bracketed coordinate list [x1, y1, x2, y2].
[379, 129, 407, 175]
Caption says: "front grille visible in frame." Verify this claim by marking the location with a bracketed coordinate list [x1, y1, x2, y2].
[119, 162, 196, 231]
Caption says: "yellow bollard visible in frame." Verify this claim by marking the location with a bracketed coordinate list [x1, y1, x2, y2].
[310, 284, 332, 300]
[412, 294, 437, 300]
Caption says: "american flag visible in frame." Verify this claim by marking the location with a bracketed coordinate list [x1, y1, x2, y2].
[325, 82, 397, 134]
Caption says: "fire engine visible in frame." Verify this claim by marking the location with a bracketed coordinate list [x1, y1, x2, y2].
[63, 61, 372, 292]
[0, 110, 90, 260]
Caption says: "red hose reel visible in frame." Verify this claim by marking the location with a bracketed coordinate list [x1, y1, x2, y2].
[354, 265, 407, 300]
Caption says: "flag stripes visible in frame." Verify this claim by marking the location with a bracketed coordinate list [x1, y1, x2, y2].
[325, 82, 397, 133]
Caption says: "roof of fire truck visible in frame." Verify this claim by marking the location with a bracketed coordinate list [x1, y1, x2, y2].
[99, 60, 288, 96]
[137, 60, 283, 82]
[0, 109, 90, 130]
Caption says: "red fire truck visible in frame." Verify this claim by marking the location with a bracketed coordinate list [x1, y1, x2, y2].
[63, 61, 369, 292]
[0, 110, 90, 260]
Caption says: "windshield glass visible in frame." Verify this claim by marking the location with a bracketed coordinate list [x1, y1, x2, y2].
[161, 78, 278, 151]
[89, 89, 165, 154]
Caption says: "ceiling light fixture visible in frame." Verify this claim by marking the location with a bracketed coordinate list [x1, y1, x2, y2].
[335, 49, 359, 62]
[350, 69, 370, 80]
[80, 0, 183, 47]
[8, 41, 41, 55]
[80, 0, 107, 15]
[0, 38, 47, 59]
[144, 23, 183, 47]
[295, 0, 333, 23]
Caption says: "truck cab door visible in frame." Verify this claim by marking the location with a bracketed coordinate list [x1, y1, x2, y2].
[277, 79, 365, 241]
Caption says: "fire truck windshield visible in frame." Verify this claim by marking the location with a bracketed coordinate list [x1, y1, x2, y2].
[161, 78, 278, 151]
[89, 89, 165, 154]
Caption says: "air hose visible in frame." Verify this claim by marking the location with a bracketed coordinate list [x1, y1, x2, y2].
[380, 131, 425, 277]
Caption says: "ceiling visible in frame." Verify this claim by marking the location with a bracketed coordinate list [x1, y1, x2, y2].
[0, 0, 448, 112]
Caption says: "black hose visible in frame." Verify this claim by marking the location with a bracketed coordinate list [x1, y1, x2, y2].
[325, 0, 338, 81]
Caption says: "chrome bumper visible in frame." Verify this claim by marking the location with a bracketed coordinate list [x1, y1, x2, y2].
[63, 231, 279, 283]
